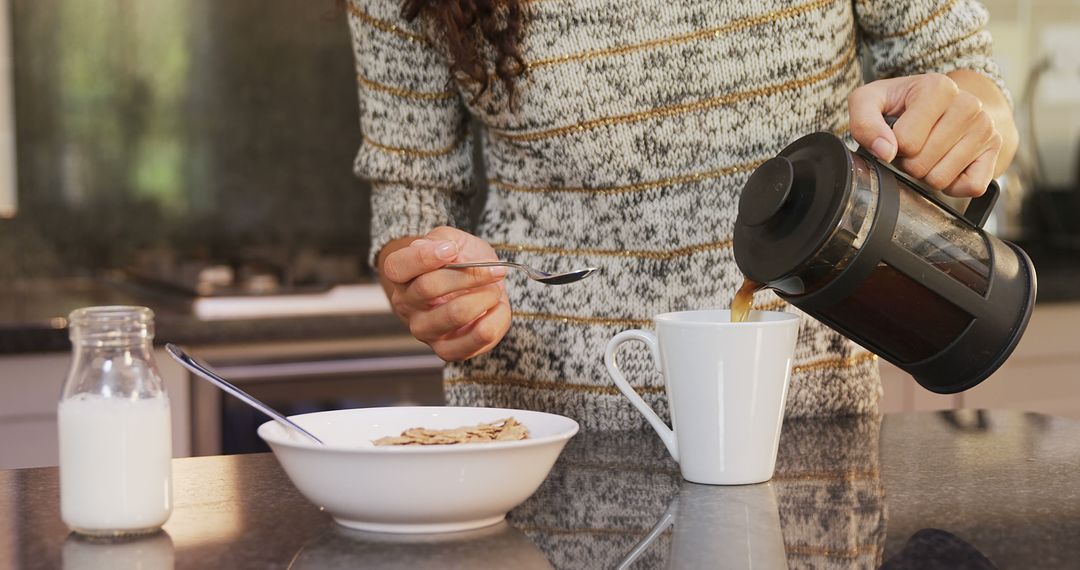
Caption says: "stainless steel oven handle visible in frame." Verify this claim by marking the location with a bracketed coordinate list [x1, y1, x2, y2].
[209, 354, 445, 380]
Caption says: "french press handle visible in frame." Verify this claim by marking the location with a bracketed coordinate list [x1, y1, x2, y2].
[960, 180, 999, 228]
[855, 116, 1000, 228]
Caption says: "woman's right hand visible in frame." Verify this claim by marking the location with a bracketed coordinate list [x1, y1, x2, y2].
[378, 226, 511, 362]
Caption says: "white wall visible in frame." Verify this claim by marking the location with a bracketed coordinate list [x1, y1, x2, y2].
[984, 0, 1080, 188]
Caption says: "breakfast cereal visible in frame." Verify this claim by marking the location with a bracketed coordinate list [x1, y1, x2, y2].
[373, 417, 529, 446]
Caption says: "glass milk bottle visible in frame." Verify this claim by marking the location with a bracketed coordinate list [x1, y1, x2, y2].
[58, 306, 173, 536]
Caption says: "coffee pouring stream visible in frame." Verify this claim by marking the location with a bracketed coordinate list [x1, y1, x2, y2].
[733, 132, 1037, 394]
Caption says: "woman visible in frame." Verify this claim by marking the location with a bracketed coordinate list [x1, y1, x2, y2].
[345, 0, 1017, 430]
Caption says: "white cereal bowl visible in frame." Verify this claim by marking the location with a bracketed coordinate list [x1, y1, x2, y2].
[258, 406, 579, 534]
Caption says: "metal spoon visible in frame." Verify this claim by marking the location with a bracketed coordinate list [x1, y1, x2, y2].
[445, 261, 599, 285]
[165, 343, 324, 445]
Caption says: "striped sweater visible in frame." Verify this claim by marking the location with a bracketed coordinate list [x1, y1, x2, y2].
[346, 0, 1006, 430]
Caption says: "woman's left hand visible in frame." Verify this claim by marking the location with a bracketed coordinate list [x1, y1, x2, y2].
[847, 72, 1005, 198]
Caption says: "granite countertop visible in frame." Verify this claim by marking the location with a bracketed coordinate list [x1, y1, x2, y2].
[3, 410, 1078, 569]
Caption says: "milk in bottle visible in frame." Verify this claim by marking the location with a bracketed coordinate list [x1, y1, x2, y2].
[58, 306, 172, 536]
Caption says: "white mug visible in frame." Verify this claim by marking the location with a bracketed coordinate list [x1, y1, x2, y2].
[604, 309, 799, 485]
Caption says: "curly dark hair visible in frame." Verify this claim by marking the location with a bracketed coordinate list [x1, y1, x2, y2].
[401, 0, 527, 103]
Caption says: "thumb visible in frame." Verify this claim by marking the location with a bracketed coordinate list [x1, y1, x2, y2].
[848, 81, 900, 162]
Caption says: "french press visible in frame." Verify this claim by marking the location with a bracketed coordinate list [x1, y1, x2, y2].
[733, 132, 1037, 394]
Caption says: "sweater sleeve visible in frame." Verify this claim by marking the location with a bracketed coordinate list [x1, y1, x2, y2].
[345, 0, 475, 269]
[855, 0, 1011, 107]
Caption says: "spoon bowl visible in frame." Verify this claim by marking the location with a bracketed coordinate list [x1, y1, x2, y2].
[445, 261, 598, 285]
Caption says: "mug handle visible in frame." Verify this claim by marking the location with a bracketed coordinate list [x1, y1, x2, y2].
[604, 330, 678, 461]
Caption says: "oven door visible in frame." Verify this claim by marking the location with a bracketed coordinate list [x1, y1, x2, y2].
[188, 337, 444, 455]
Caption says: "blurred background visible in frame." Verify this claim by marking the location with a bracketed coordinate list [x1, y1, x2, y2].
[1, 0, 1078, 469]
[982, 0, 1080, 248]
[0, 0, 371, 285]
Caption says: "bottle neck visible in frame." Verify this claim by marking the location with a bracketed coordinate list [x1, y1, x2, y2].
[62, 306, 163, 400]
[67, 306, 155, 349]
[70, 330, 154, 350]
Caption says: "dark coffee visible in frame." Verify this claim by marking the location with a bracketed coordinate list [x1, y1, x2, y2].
[731, 278, 764, 323]
[816, 262, 972, 363]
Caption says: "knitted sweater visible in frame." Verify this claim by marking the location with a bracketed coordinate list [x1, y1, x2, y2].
[346, 0, 1006, 430]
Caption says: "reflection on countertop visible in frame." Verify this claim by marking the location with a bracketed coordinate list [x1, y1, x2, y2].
[290, 523, 554, 570]
[61, 531, 175, 570]
[546, 415, 887, 569]
[4, 410, 1080, 569]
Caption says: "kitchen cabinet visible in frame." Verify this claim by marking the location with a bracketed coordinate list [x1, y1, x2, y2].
[0, 349, 190, 469]
[880, 302, 1080, 418]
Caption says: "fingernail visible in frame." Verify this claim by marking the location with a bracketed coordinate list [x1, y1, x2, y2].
[489, 265, 508, 278]
[434, 241, 458, 260]
[871, 137, 895, 161]
[410, 239, 431, 248]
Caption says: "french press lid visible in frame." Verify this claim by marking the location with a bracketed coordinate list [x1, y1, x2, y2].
[733, 133, 854, 283]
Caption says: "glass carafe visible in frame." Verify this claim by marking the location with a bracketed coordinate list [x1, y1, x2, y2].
[58, 306, 173, 536]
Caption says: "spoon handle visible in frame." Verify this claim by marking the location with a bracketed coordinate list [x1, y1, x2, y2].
[444, 261, 522, 270]
[165, 343, 324, 445]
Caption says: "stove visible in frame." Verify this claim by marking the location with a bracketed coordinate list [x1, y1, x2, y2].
[125, 247, 389, 319]
[126, 246, 371, 296]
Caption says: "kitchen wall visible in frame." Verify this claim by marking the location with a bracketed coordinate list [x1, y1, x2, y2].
[984, 0, 1080, 190]
[0, 0, 371, 281]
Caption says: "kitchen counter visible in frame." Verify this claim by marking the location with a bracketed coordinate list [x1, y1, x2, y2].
[0, 276, 408, 354]
[3, 410, 1078, 569]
